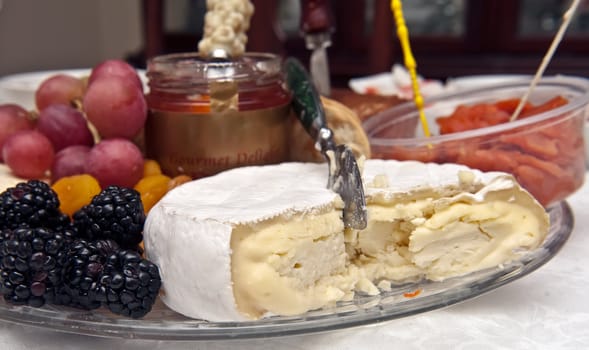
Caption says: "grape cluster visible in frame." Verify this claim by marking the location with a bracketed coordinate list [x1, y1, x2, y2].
[0, 59, 146, 188]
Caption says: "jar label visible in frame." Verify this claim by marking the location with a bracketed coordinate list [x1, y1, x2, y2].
[145, 104, 291, 178]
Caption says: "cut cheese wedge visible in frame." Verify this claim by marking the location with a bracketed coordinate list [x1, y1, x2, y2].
[144, 159, 549, 322]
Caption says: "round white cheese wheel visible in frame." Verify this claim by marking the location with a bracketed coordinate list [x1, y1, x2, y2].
[144, 160, 549, 322]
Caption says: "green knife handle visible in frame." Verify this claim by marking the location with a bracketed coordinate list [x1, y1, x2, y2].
[285, 57, 334, 150]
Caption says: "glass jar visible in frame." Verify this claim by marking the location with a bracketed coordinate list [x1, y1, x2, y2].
[145, 52, 292, 178]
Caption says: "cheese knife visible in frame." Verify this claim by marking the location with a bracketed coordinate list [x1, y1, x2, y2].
[300, 0, 333, 96]
[285, 57, 367, 230]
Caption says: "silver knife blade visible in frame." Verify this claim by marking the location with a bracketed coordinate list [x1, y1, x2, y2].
[326, 144, 367, 229]
[306, 32, 331, 96]
[310, 46, 331, 96]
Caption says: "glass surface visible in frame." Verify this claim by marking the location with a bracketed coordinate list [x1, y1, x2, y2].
[519, 0, 589, 36]
[276, 0, 465, 37]
[398, 0, 465, 36]
[164, 0, 206, 35]
[0, 201, 573, 341]
[277, 0, 301, 36]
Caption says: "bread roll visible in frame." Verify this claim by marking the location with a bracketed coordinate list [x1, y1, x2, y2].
[289, 96, 371, 162]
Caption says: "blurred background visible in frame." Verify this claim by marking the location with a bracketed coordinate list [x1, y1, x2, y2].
[2, 0, 589, 86]
[0, 0, 142, 76]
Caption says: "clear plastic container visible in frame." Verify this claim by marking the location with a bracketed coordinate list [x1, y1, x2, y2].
[363, 76, 589, 207]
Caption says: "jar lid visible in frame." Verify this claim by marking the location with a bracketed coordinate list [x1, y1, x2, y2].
[147, 52, 284, 93]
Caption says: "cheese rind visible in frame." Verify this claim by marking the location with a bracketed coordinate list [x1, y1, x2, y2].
[144, 210, 242, 321]
[144, 160, 549, 322]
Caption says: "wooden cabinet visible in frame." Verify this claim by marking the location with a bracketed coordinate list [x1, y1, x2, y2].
[409, 0, 589, 79]
[141, 0, 589, 86]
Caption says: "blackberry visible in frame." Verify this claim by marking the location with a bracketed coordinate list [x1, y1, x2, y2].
[0, 226, 70, 307]
[73, 186, 145, 249]
[60, 239, 120, 310]
[58, 223, 80, 243]
[0, 228, 13, 255]
[0, 180, 69, 230]
[97, 250, 161, 318]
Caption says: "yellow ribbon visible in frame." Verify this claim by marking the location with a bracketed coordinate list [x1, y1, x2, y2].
[391, 0, 431, 138]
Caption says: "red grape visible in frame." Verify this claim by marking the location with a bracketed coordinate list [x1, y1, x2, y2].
[2, 130, 55, 179]
[51, 145, 91, 183]
[0, 104, 36, 161]
[88, 59, 143, 91]
[85, 138, 144, 188]
[83, 76, 147, 139]
[35, 74, 85, 111]
[37, 104, 94, 152]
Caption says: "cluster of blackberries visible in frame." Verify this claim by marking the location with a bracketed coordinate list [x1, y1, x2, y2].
[0, 180, 161, 319]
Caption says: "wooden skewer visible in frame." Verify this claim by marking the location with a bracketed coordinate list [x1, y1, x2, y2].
[510, 0, 581, 122]
[390, 0, 431, 138]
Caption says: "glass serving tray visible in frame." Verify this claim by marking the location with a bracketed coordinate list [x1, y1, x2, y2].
[0, 201, 573, 341]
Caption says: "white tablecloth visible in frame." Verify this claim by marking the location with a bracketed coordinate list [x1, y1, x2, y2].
[1, 182, 588, 350]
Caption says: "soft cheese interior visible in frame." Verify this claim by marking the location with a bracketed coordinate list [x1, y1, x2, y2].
[144, 160, 549, 322]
